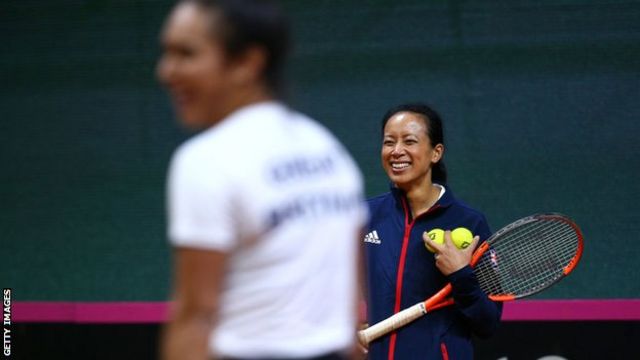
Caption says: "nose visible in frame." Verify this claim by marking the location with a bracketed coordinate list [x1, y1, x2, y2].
[391, 143, 404, 156]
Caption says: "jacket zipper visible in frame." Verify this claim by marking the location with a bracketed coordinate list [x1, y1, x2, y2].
[388, 198, 441, 360]
[440, 342, 450, 360]
[387, 210, 414, 360]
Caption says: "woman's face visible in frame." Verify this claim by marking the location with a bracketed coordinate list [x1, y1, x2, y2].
[157, 3, 234, 128]
[381, 111, 443, 191]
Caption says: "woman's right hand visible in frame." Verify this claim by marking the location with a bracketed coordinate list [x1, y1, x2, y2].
[424, 230, 479, 276]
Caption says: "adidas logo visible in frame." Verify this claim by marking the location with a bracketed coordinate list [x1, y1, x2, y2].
[364, 230, 381, 244]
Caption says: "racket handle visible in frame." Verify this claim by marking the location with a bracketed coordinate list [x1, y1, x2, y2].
[358, 303, 427, 345]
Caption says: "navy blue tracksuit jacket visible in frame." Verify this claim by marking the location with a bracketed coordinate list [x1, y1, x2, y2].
[364, 186, 502, 359]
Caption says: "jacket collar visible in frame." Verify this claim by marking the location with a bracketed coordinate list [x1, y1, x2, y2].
[389, 182, 456, 210]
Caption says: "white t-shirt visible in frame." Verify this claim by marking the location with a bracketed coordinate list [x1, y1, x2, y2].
[168, 101, 367, 358]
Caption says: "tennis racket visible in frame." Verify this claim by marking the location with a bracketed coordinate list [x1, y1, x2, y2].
[358, 213, 583, 345]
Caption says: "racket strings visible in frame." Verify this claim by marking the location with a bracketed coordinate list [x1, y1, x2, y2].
[474, 217, 580, 298]
[489, 223, 577, 296]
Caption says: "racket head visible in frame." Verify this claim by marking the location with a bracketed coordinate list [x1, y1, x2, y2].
[473, 213, 583, 301]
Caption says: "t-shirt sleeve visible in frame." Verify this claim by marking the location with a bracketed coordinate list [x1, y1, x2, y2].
[167, 146, 237, 251]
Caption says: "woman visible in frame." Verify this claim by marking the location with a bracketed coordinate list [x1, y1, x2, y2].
[157, 1, 367, 359]
[363, 103, 501, 359]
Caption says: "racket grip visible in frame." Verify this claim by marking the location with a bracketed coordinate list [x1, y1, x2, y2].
[357, 303, 427, 345]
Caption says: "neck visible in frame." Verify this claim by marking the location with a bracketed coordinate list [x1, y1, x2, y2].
[209, 84, 274, 127]
[405, 181, 439, 218]
[231, 83, 274, 110]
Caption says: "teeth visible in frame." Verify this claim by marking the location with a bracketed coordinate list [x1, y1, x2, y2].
[391, 163, 410, 169]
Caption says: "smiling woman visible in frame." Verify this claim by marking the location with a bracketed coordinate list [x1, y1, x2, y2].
[362, 103, 502, 360]
[380, 106, 445, 214]
[156, 1, 367, 360]
[156, 0, 288, 129]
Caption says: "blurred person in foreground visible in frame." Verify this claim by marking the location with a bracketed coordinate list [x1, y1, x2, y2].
[362, 103, 501, 359]
[157, 1, 367, 359]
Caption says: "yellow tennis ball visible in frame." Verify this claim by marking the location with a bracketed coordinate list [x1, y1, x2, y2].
[451, 227, 473, 249]
[423, 228, 444, 253]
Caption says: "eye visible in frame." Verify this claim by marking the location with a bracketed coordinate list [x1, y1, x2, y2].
[162, 41, 196, 59]
[383, 139, 395, 146]
[174, 45, 195, 58]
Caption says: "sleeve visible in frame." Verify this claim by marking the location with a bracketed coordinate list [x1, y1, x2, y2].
[167, 146, 238, 252]
[447, 214, 502, 338]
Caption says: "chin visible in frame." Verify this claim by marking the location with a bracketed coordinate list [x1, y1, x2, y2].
[385, 172, 411, 188]
[176, 110, 208, 129]
[388, 176, 408, 189]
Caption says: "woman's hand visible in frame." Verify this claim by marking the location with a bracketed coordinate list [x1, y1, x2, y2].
[423, 230, 479, 275]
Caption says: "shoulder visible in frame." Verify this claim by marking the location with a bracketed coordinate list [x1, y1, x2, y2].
[451, 198, 487, 221]
[168, 128, 235, 194]
[170, 103, 288, 178]
[288, 108, 364, 180]
[238, 102, 347, 155]
[367, 192, 393, 206]
[440, 186, 486, 220]
[366, 192, 398, 217]
[287, 108, 348, 151]
[170, 129, 220, 169]
[172, 129, 217, 161]
[444, 192, 492, 235]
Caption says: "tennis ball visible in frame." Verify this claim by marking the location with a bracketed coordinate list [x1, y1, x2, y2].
[451, 227, 473, 249]
[423, 228, 444, 253]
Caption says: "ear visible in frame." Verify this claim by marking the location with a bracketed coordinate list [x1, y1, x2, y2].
[431, 143, 444, 164]
[230, 45, 267, 86]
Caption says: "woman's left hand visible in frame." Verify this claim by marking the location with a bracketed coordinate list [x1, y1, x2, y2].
[424, 231, 479, 275]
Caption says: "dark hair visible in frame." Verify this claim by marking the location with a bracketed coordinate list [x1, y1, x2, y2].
[381, 103, 447, 184]
[182, 0, 290, 96]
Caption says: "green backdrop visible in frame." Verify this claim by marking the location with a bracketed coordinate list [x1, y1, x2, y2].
[1, 0, 639, 301]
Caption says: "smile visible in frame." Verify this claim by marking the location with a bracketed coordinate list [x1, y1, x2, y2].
[172, 91, 192, 106]
[391, 162, 410, 170]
